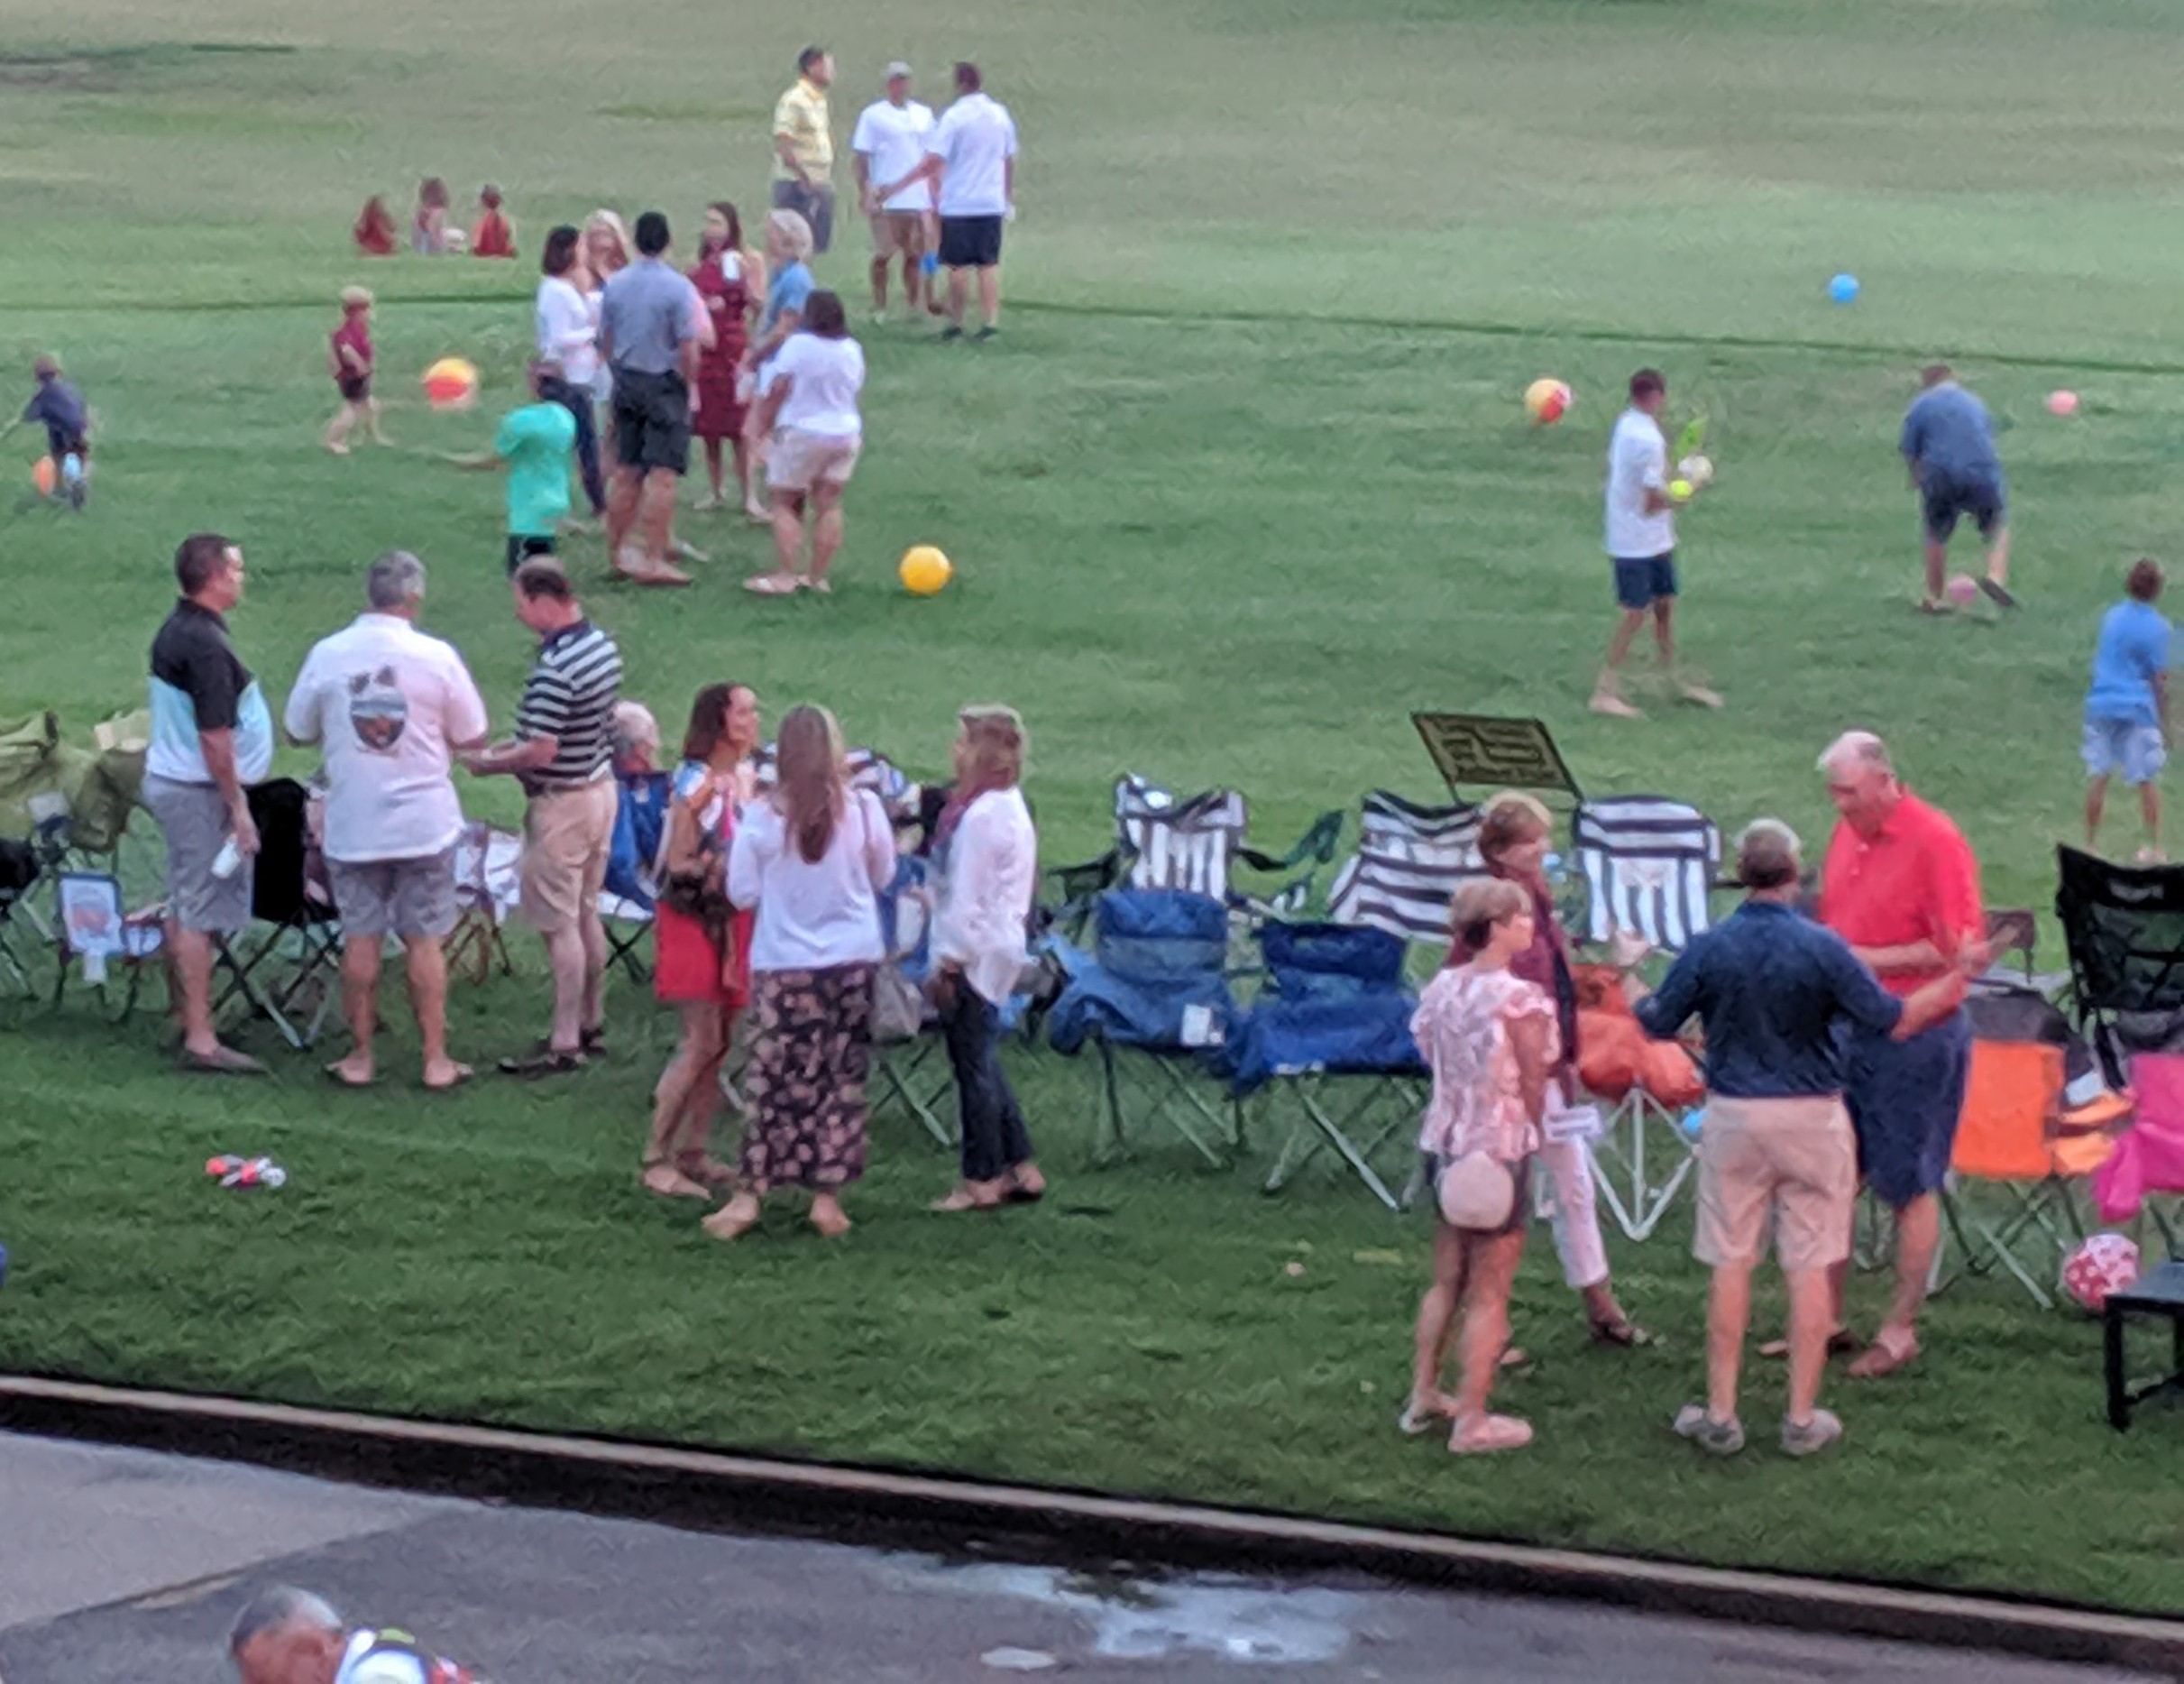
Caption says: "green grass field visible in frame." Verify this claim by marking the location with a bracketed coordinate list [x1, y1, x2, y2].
[4, 0, 2184, 1616]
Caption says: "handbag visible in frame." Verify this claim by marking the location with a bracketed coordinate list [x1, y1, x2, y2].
[1436, 1149, 1517, 1231]
[871, 962, 926, 1044]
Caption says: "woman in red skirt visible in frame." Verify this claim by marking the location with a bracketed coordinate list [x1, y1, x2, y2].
[689, 200, 766, 519]
[643, 681, 762, 1201]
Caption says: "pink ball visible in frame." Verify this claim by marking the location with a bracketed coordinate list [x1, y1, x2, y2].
[1946, 574, 1981, 606]
[2047, 390, 2080, 416]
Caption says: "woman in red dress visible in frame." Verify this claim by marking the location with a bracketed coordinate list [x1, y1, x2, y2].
[643, 682, 762, 1201]
[688, 200, 766, 516]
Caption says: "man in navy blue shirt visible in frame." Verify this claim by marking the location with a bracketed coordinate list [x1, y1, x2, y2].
[1635, 820, 1970, 1458]
[1900, 363, 2012, 613]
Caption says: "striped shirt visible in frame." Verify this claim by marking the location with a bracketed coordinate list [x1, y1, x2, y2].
[514, 620, 621, 790]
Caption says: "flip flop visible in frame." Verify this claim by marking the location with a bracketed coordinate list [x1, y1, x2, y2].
[931, 1187, 1005, 1213]
[422, 1063, 474, 1092]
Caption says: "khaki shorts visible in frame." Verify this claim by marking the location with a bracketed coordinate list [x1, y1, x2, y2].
[1693, 1093, 1857, 1274]
[769, 428, 861, 493]
[870, 209, 931, 258]
[519, 778, 617, 934]
[327, 849, 457, 940]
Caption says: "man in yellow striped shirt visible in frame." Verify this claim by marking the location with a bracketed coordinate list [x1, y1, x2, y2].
[772, 47, 836, 253]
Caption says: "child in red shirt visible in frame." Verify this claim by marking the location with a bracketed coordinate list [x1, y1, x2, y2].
[353, 195, 396, 256]
[471, 185, 516, 259]
[324, 286, 390, 455]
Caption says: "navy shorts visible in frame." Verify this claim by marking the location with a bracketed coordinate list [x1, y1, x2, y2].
[610, 369, 692, 476]
[1612, 551, 1677, 610]
[940, 215, 1005, 269]
[1844, 1008, 1971, 1208]
[1922, 474, 2005, 544]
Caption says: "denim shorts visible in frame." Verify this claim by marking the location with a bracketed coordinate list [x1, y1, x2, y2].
[1922, 473, 2005, 544]
[1612, 551, 1677, 610]
[1844, 1008, 1972, 1209]
[2083, 717, 2167, 785]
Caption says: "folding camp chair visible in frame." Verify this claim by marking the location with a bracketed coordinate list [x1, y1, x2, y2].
[215, 778, 342, 1051]
[1325, 791, 1487, 950]
[1044, 888, 1242, 1164]
[445, 820, 521, 986]
[601, 769, 668, 984]
[1943, 1039, 2115, 1309]
[1049, 777, 1344, 924]
[1229, 921, 1427, 1209]
[2054, 844, 2184, 1086]
[0, 835, 45, 996]
[49, 868, 165, 1022]
[870, 854, 956, 1150]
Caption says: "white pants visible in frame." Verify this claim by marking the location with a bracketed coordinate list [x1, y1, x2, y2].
[1535, 1135, 1610, 1291]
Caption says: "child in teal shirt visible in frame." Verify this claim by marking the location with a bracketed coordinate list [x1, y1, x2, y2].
[448, 359, 578, 571]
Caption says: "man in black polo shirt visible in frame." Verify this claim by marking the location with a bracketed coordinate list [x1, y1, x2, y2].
[144, 532, 276, 1074]
[461, 560, 623, 1076]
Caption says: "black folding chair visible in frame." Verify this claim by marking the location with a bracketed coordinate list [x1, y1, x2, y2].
[215, 778, 342, 1051]
[2054, 845, 2184, 1086]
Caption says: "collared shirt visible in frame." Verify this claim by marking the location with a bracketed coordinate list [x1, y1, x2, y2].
[514, 620, 622, 790]
[1604, 408, 1673, 559]
[1820, 790, 1984, 998]
[927, 92, 1018, 217]
[148, 598, 274, 787]
[599, 257, 700, 378]
[852, 97, 937, 211]
[773, 76, 833, 183]
[1635, 900, 1903, 1099]
[1900, 382, 2001, 483]
[283, 612, 489, 862]
[932, 787, 1037, 1005]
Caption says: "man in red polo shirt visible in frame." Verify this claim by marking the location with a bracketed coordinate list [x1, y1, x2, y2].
[1818, 731, 1987, 1379]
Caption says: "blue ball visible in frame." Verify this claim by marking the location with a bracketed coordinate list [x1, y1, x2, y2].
[1829, 272, 1860, 305]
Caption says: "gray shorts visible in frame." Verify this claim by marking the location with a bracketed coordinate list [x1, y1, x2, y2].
[2084, 717, 2167, 786]
[142, 773, 252, 934]
[326, 849, 458, 939]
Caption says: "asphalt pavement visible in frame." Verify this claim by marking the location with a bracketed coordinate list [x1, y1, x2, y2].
[0, 1431, 2163, 1682]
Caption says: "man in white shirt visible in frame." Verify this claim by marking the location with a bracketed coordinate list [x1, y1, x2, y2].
[1593, 367, 1721, 719]
[284, 551, 490, 1090]
[851, 62, 938, 320]
[882, 60, 1017, 340]
[230, 1585, 479, 1683]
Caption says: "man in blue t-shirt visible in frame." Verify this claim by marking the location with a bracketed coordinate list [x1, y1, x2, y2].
[2085, 557, 2172, 860]
[1900, 363, 2012, 613]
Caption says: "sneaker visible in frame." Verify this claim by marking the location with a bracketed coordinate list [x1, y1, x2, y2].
[1673, 1403, 1745, 1455]
[1590, 688, 1643, 720]
[1781, 1408, 1844, 1457]
[975, 326, 999, 342]
[940, 326, 965, 341]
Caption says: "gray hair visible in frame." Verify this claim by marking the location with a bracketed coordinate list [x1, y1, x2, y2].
[1817, 730, 1893, 778]
[610, 699, 659, 758]
[765, 207, 814, 261]
[1736, 818, 1803, 890]
[366, 549, 427, 612]
[229, 1586, 341, 1655]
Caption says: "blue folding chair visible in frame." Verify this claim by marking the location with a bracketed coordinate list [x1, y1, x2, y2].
[601, 769, 668, 983]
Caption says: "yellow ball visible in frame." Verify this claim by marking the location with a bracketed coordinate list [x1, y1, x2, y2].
[1524, 377, 1572, 426]
[898, 544, 953, 595]
[1670, 478, 1693, 502]
[422, 356, 480, 410]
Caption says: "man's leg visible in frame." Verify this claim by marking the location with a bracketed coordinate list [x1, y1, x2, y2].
[1880, 1190, 1942, 1348]
[869, 230, 891, 311]
[1705, 1260, 1753, 1421]
[1985, 521, 2010, 591]
[903, 228, 925, 314]
[1785, 1266, 1835, 1425]
[169, 925, 222, 1058]
[637, 466, 678, 565]
[1923, 538, 1949, 605]
[331, 934, 382, 1082]
[543, 924, 586, 1053]
[2087, 773, 2111, 850]
[404, 935, 464, 1087]
[604, 463, 642, 561]
[2143, 780, 2163, 858]
[945, 267, 969, 330]
[977, 265, 1001, 332]
[578, 905, 606, 1039]
[1592, 607, 1649, 716]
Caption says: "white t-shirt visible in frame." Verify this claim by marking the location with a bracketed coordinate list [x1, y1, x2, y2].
[1604, 408, 1675, 559]
[335, 1631, 428, 1684]
[727, 787, 896, 971]
[283, 612, 490, 863]
[852, 98, 937, 213]
[927, 92, 1018, 217]
[535, 276, 600, 388]
[761, 334, 866, 438]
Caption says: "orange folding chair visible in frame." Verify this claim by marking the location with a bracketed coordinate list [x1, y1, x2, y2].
[1945, 1040, 2117, 1308]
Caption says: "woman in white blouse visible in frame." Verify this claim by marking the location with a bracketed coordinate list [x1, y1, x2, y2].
[535, 225, 605, 523]
[929, 706, 1043, 1211]
[705, 704, 896, 1242]
[744, 288, 865, 597]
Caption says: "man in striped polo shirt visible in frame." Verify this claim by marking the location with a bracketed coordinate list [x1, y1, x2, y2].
[462, 560, 623, 1076]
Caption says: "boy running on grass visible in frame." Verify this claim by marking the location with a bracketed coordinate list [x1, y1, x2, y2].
[2085, 558, 2171, 861]
[326, 285, 390, 455]
[0, 355, 92, 509]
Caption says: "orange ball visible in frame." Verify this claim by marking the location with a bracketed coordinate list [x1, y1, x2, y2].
[32, 456, 56, 497]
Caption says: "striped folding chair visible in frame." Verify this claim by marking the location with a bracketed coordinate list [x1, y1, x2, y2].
[752, 743, 922, 824]
[1116, 776, 1249, 901]
[1573, 796, 1722, 1241]
[1326, 791, 1487, 951]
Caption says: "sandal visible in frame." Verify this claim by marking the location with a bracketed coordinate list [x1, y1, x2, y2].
[1588, 1314, 1652, 1348]
[642, 1159, 711, 1200]
[1449, 1413, 1534, 1454]
[1846, 1328, 1920, 1379]
[932, 1184, 1005, 1213]
[498, 1045, 585, 1078]
[1398, 1393, 1457, 1435]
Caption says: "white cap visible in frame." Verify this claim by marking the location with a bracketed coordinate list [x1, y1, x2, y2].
[886, 60, 913, 78]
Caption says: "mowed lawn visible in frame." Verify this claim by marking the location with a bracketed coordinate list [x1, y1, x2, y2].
[3, 0, 2184, 1616]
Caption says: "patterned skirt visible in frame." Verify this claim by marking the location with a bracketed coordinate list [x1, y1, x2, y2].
[738, 962, 874, 1192]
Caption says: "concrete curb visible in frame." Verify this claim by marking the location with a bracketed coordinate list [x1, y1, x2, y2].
[3, 1374, 2179, 1673]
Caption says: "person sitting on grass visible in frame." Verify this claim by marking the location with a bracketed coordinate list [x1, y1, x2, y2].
[1632, 820, 1974, 1459]
[1404, 877, 1555, 1456]
[745, 289, 864, 597]
[412, 176, 452, 254]
[229, 1585, 480, 1683]
[0, 354, 92, 509]
[353, 194, 397, 257]
[471, 183, 516, 258]
[325, 286, 389, 456]
[2084, 558, 2171, 862]
[444, 357, 577, 575]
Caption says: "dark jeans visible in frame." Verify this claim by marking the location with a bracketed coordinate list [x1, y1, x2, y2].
[541, 375, 605, 516]
[941, 983, 1032, 1183]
